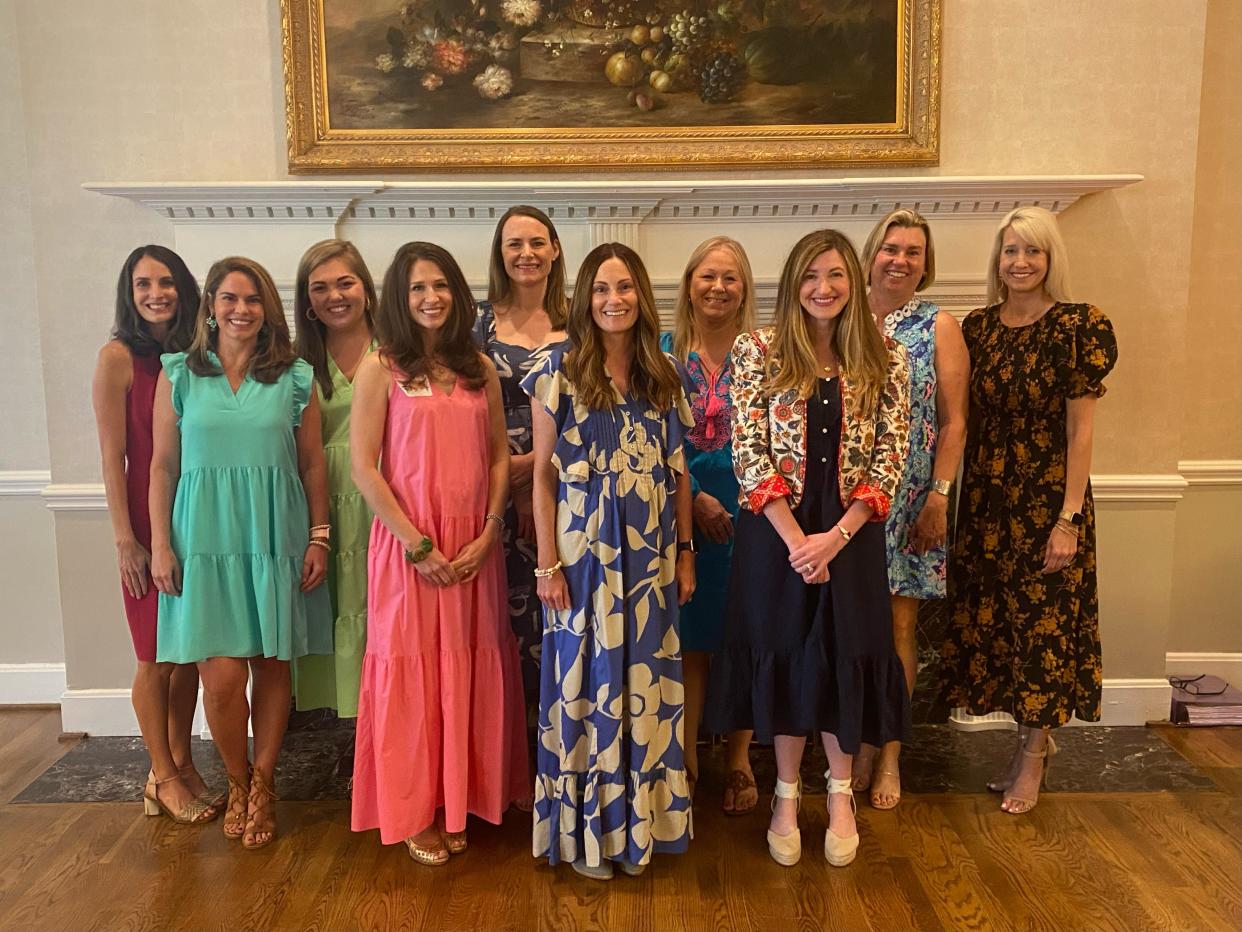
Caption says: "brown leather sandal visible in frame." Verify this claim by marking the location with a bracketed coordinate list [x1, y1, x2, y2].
[243, 768, 278, 850]
[222, 771, 250, 840]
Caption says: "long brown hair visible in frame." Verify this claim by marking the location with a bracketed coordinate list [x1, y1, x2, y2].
[375, 241, 485, 391]
[293, 240, 378, 401]
[186, 257, 298, 383]
[669, 235, 757, 362]
[768, 230, 889, 413]
[565, 242, 680, 412]
[486, 204, 569, 328]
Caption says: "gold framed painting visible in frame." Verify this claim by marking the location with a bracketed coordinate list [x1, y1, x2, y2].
[281, 0, 941, 172]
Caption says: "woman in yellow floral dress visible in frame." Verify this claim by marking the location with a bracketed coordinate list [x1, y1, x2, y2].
[939, 206, 1117, 814]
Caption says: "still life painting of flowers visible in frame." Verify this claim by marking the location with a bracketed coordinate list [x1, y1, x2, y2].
[282, 0, 939, 169]
[326, 0, 897, 128]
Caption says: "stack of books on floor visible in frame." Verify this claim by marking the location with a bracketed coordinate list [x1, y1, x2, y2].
[1168, 675, 1242, 725]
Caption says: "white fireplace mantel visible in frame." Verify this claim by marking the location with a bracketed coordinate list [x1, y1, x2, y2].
[84, 174, 1142, 224]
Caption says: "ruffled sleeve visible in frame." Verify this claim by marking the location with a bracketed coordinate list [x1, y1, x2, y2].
[521, 349, 589, 484]
[1065, 304, 1117, 399]
[289, 358, 314, 428]
[665, 355, 694, 479]
[160, 352, 189, 427]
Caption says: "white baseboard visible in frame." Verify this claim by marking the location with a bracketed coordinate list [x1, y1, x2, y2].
[1166, 652, 1242, 683]
[60, 685, 216, 738]
[0, 662, 67, 704]
[948, 678, 1171, 729]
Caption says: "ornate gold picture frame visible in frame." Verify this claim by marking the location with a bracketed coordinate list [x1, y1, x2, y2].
[282, 0, 940, 172]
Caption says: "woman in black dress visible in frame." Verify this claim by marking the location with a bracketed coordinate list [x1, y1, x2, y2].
[708, 229, 911, 868]
[939, 206, 1117, 815]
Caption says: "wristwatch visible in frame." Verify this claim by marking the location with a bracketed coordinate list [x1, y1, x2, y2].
[1058, 509, 1083, 527]
[676, 540, 697, 555]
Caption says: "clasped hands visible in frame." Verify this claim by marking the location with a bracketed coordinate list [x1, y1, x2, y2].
[411, 522, 501, 587]
[786, 530, 846, 585]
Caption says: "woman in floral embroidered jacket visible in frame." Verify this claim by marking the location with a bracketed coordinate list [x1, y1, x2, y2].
[707, 229, 911, 869]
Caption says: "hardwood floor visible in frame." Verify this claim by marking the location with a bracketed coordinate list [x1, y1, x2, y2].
[0, 711, 1238, 931]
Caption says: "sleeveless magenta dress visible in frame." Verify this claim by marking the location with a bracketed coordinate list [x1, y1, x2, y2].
[351, 369, 528, 844]
[122, 351, 161, 662]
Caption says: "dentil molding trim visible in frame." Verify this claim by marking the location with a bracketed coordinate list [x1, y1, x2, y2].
[84, 175, 1143, 224]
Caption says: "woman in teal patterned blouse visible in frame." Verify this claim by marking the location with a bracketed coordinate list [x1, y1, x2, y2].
[853, 210, 969, 810]
[660, 235, 759, 814]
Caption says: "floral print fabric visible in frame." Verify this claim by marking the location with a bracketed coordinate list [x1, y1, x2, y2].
[521, 350, 694, 868]
[939, 303, 1118, 726]
[729, 326, 911, 518]
[883, 299, 947, 599]
[472, 303, 569, 702]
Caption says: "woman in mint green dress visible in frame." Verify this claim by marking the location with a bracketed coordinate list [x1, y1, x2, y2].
[150, 256, 333, 851]
[292, 240, 378, 721]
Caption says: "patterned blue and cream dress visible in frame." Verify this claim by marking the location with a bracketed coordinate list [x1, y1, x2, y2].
[883, 298, 947, 598]
[521, 349, 694, 869]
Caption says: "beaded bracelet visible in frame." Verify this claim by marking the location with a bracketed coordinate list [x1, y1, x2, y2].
[485, 512, 506, 531]
[533, 560, 563, 578]
[308, 538, 331, 552]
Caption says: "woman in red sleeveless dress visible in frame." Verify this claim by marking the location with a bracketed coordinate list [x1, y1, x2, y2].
[91, 245, 217, 824]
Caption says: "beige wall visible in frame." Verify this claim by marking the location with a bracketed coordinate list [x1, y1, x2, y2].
[2, 0, 1239, 711]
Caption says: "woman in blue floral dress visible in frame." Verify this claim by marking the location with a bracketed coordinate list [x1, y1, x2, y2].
[660, 235, 758, 815]
[523, 242, 695, 881]
[852, 210, 969, 809]
[472, 206, 570, 729]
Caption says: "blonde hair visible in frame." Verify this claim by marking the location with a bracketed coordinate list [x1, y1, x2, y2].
[293, 240, 377, 401]
[187, 257, 297, 383]
[861, 208, 937, 291]
[669, 236, 757, 362]
[767, 230, 889, 414]
[565, 243, 680, 412]
[986, 206, 1072, 305]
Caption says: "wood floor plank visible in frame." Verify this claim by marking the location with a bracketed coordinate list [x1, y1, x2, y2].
[2, 709, 1241, 931]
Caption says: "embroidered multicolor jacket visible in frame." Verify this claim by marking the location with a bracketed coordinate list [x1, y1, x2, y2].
[730, 326, 911, 519]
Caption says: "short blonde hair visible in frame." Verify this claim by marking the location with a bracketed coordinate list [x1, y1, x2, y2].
[861, 208, 936, 291]
[669, 236, 757, 361]
[986, 206, 1072, 305]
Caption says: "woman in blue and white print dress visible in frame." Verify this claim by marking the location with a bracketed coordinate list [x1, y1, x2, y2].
[853, 209, 969, 810]
[523, 242, 695, 881]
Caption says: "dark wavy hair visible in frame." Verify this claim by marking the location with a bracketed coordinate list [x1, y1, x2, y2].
[293, 239, 378, 401]
[375, 242, 485, 391]
[486, 204, 569, 328]
[565, 242, 680, 412]
[112, 245, 199, 356]
[185, 257, 298, 383]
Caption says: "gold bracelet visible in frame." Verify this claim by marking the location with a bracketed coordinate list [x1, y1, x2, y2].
[1054, 520, 1079, 538]
[836, 525, 852, 543]
[533, 560, 562, 578]
[310, 524, 331, 538]
[308, 538, 331, 552]
[485, 512, 506, 531]
[930, 478, 952, 497]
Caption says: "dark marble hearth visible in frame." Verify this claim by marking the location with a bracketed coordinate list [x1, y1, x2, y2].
[14, 711, 1214, 804]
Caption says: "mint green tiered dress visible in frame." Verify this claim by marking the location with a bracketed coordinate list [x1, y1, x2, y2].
[294, 350, 373, 715]
[155, 352, 332, 663]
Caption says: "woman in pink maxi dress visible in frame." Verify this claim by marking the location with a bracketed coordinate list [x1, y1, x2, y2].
[350, 241, 528, 865]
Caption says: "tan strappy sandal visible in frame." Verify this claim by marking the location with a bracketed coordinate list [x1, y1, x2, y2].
[406, 834, 450, 866]
[222, 770, 250, 840]
[242, 768, 278, 850]
[142, 770, 217, 824]
[179, 764, 227, 810]
[1002, 733, 1058, 815]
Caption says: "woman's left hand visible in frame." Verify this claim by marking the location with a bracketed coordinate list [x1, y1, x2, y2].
[301, 544, 328, 592]
[676, 551, 696, 605]
[449, 526, 499, 582]
[908, 495, 948, 554]
[1041, 523, 1079, 574]
[787, 531, 845, 585]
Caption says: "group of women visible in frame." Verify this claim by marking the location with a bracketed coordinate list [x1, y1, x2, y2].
[92, 201, 1117, 875]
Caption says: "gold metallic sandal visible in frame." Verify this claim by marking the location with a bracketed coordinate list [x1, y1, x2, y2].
[142, 770, 217, 824]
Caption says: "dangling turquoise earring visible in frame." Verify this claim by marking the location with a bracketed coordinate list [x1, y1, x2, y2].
[207, 314, 218, 331]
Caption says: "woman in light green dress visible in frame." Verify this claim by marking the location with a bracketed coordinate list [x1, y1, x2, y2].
[150, 256, 333, 850]
[292, 240, 378, 720]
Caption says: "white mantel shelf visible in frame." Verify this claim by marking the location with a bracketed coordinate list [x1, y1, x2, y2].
[84, 175, 1143, 223]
